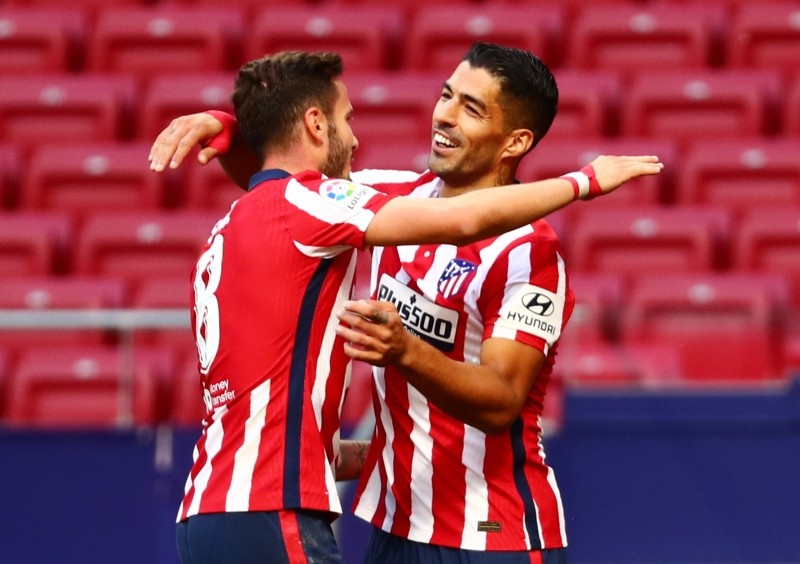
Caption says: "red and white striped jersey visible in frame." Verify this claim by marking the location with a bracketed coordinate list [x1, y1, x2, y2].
[350, 169, 574, 551]
[178, 169, 393, 522]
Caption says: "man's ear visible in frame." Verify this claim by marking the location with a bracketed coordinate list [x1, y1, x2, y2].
[502, 129, 534, 160]
[304, 107, 327, 145]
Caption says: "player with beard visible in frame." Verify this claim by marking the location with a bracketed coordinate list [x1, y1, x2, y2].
[158, 47, 662, 564]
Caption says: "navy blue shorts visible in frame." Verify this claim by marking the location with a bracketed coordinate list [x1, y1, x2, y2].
[176, 510, 343, 564]
[363, 527, 568, 564]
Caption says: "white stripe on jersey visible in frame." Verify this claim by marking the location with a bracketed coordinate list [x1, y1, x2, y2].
[294, 241, 352, 259]
[284, 178, 376, 231]
[541, 422, 568, 545]
[461, 425, 489, 550]
[407, 385, 435, 544]
[312, 252, 358, 513]
[225, 379, 271, 511]
[374, 367, 399, 531]
[186, 404, 229, 517]
[351, 168, 425, 186]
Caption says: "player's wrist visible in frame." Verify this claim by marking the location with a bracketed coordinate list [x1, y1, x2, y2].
[202, 110, 237, 154]
[559, 164, 603, 201]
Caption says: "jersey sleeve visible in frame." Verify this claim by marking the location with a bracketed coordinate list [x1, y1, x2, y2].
[478, 228, 571, 355]
[283, 176, 395, 257]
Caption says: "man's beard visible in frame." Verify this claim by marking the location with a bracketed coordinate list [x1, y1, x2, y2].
[321, 121, 350, 179]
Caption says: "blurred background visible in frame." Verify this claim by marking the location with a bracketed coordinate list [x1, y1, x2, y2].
[0, 0, 799, 562]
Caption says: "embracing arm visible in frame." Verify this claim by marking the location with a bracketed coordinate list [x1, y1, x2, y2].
[148, 111, 259, 189]
[364, 155, 663, 248]
[336, 300, 544, 434]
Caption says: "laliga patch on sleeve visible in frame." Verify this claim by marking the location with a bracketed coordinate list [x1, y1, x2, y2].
[319, 179, 380, 211]
[498, 283, 564, 343]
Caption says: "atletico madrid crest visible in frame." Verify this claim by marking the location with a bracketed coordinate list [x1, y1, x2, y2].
[437, 258, 477, 299]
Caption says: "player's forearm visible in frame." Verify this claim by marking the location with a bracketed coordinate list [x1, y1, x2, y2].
[218, 134, 261, 190]
[366, 178, 573, 247]
[395, 335, 521, 434]
[335, 440, 370, 481]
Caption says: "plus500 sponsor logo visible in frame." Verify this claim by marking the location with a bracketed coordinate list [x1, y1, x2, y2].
[377, 275, 458, 352]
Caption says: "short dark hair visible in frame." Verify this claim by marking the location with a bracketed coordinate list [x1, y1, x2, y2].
[462, 42, 558, 150]
[231, 51, 344, 161]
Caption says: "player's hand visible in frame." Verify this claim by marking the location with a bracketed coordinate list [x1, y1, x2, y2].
[148, 112, 225, 172]
[335, 300, 409, 367]
[588, 154, 664, 195]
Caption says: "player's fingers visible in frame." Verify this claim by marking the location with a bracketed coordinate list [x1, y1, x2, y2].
[198, 147, 221, 165]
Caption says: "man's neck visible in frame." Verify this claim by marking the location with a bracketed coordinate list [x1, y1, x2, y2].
[439, 168, 514, 199]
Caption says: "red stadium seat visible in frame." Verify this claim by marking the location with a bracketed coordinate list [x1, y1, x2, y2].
[0, 211, 72, 277]
[728, 2, 800, 79]
[517, 137, 679, 210]
[73, 210, 220, 293]
[5, 0, 141, 16]
[181, 161, 243, 213]
[243, 6, 403, 72]
[555, 340, 684, 389]
[344, 71, 442, 149]
[0, 276, 128, 355]
[86, 7, 244, 81]
[561, 272, 625, 345]
[131, 274, 195, 360]
[733, 208, 800, 307]
[786, 74, 800, 137]
[675, 138, 800, 217]
[0, 142, 21, 208]
[566, 3, 719, 76]
[0, 74, 137, 149]
[0, 8, 86, 73]
[5, 344, 175, 427]
[546, 70, 622, 138]
[567, 206, 732, 278]
[405, 4, 563, 72]
[620, 70, 781, 143]
[137, 72, 234, 142]
[621, 273, 791, 382]
[20, 142, 165, 219]
[352, 140, 431, 174]
[170, 353, 206, 427]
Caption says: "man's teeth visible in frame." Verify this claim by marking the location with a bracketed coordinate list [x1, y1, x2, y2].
[434, 133, 456, 147]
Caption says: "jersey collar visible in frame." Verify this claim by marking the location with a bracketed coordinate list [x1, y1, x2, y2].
[248, 169, 292, 192]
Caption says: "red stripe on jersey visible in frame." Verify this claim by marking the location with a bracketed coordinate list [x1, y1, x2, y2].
[428, 406, 467, 546]
[199, 402, 250, 514]
[529, 548, 544, 564]
[386, 367, 416, 539]
[278, 510, 309, 564]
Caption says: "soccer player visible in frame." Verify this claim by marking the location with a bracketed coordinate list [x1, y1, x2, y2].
[167, 48, 662, 564]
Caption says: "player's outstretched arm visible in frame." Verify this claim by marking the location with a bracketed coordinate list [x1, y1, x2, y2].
[364, 155, 664, 247]
[148, 111, 258, 189]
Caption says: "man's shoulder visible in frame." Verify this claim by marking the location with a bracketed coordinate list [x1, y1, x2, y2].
[351, 169, 439, 195]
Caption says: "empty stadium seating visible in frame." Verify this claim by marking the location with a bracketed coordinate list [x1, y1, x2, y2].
[0, 276, 128, 355]
[620, 69, 781, 142]
[733, 208, 800, 307]
[5, 344, 175, 427]
[566, 206, 732, 278]
[131, 274, 195, 361]
[0, 143, 21, 208]
[180, 161, 243, 212]
[137, 72, 234, 141]
[170, 353, 206, 427]
[86, 6, 244, 80]
[0, 211, 72, 277]
[352, 140, 431, 173]
[20, 142, 165, 219]
[0, 74, 137, 149]
[344, 71, 442, 148]
[620, 273, 791, 381]
[0, 7, 86, 73]
[566, 3, 719, 76]
[73, 211, 220, 292]
[727, 2, 800, 79]
[405, 4, 563, 71]
[546, 70, 622, 138]
[243, 6, 403, 72]
[675, 138, 800, 216]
